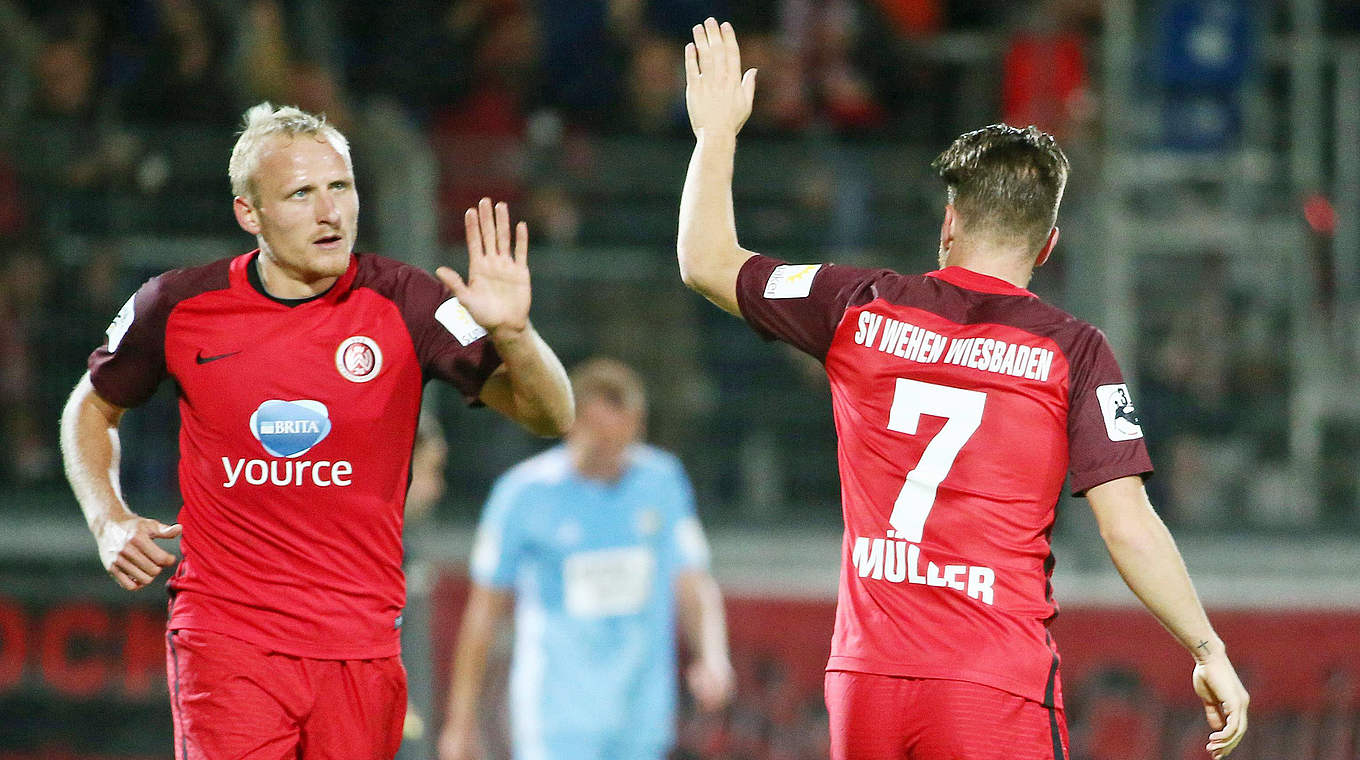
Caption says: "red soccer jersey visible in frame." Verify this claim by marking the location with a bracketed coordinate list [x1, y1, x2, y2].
[88, 251, 500, 659]
[735, 256, 1153, 707]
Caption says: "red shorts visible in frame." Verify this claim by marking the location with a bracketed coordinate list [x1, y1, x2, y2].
[165, 628, 407, 760]
[825, 670, 1070, 760]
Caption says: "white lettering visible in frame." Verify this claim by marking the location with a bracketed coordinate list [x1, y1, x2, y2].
[987, 343, 1007, 372]
[855, 312, 883, 347]
[330, 461, 352, 486]
[852, 536, 886, 579]
[1036, 349, 1053, 382]
[217, 458, 354, 488]
[944, 338, 971, 365]
[997, 343, 1018, 375]
[939, 336, 1055, 384]
[925, 334, 948, 363]
[968, 339, 986, 369]
[260, 420, 321, 435]
[944, 564, 966, 591]
[853, 535, 995, 606]
[901, 326, 925, 360]
[878, 319, 904, 353]
[222, 457, 245, 488]
[926, 561, 947, 587]
[884, 540, 907, 582]
[907, 543, 926, 583]
[967, 567, 995, 604]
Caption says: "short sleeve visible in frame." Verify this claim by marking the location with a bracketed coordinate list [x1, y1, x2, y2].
[734, 254, 885, 361]
[87, 277, 171, 408]
[662, 457, 710, 571]
[469, 474, 530, 589]
[1066, 327, 1154, 495]
[393, 266, 502, 404]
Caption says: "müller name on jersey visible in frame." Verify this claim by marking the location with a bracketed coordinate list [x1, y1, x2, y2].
[852, 533, 996, 605]
[853, 309, 1056, 382]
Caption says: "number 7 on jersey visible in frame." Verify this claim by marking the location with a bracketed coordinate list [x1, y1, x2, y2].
[886, 379, 986, 542]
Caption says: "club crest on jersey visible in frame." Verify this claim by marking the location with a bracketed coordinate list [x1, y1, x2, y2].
[335, 335, 383, 383]
[1096, 384, 1144, 441]
[764, 264, 822, 299]
[250, 400, 333, 457]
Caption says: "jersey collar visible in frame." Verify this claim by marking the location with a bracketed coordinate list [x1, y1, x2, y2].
[926, 266, 1038, 298]
[232, 250, 359, 306]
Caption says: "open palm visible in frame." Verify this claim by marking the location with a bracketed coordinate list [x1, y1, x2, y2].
[436, 197, 531, 337]
[685, 18, 757, 138]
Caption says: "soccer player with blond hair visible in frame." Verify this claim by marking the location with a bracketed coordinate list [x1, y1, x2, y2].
[61, 102, 573, 759]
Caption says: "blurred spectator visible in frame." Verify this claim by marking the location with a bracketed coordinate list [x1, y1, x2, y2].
[0, 238, 57, 484]
[238, 0, 354, 130]
[740, 31, 813, 134]
[428, 1, 538, 242]
[625, 33, 686, 134]
[18, 27, 139, 202]
[870, 0, 942, 38]
[122, 0, 239, 125]
[522, 182, 580, 246]
[802, 1, 887, 132]
[0, 150, 26, 237]
[535, 0, 629, 128]
[1000, 0, 1095, 140]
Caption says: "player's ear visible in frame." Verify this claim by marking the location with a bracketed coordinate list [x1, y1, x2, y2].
[940, 205, 959, 253]
[234, 195, 262, 235]
[1035, 226, 1059, 267]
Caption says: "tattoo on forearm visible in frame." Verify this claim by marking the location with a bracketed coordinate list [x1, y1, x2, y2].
[1196, 640, 1211, 653]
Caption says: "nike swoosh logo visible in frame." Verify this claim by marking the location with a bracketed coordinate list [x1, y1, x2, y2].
[195, 350, 242, 365]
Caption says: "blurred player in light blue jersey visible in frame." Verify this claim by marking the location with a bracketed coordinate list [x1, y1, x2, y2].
[438, 358, 735, 760]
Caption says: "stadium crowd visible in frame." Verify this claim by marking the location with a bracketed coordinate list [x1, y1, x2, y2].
[3, 2, 1360, 760]
[1, 1, 1357, 526]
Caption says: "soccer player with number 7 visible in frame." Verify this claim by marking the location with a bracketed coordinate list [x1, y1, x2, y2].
[678, 17, 1248, 760]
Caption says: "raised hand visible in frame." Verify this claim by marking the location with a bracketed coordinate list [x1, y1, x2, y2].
[436, 198, 531, 339]
[97, 514, 181, 591]
[685, 18, 757, 138]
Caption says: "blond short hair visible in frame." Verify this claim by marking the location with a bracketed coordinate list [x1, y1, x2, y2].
[569, 358, 647, 414]
[227, 102, 352, 203]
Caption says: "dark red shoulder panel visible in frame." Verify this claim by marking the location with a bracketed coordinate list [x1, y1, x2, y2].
[351, 253, 501, 403]
[88, 258, 232, 408]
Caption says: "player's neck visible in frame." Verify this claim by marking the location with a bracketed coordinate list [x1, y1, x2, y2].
[255, 249, 341, 300]
[939, 241, 1036, 289]
[567, 440, 629, 483]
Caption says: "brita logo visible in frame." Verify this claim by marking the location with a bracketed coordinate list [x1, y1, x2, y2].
[249, 400, 332, 458]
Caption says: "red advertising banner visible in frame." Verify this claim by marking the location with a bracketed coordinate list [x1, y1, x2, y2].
[430, 567, 1360, 760]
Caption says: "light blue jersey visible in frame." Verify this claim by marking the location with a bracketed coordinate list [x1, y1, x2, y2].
[469, 444, 711, 760]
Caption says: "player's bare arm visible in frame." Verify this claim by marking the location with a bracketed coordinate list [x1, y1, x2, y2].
[437, 197, 574, 437]
[1086, 476, 1249, 759]
[60, 373, 182, 591]
[677, 17, 759, 316]
[438, 583, 514, 760]
[677, 569, 736, 712]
